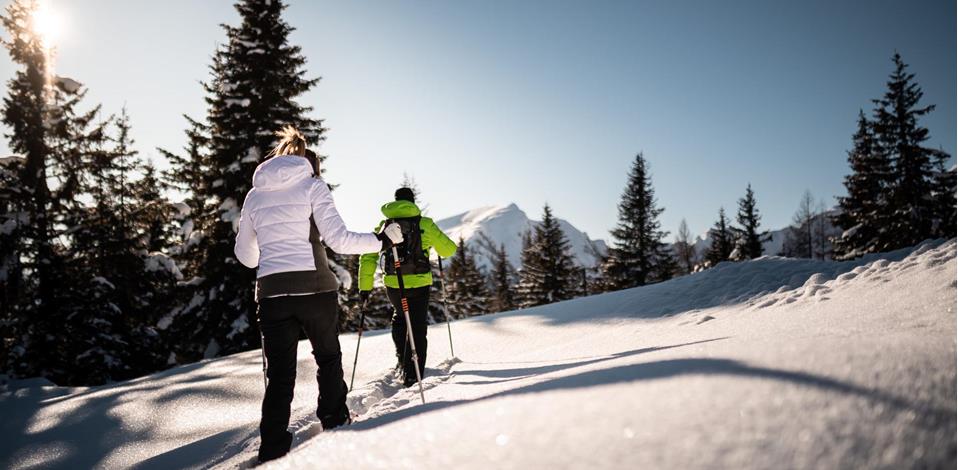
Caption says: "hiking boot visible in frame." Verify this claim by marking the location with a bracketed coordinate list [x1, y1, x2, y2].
[319, 409, 352, 430]
[257, 430, 292, 463]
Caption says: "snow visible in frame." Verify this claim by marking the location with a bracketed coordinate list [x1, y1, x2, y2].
[91, 276, 116, 290]
[53, 76, 82, 94]
[0, 219, 17, 235]
[144, 252, 185, 280]
[172, 202, 192, 218]
[0, 155, 24, 166]
[224, 98, 252, 108]
[435, 203, 607, 271]
[0, 240, 954, 469]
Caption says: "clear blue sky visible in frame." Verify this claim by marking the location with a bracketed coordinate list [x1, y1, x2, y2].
[1, 0, 954, 241]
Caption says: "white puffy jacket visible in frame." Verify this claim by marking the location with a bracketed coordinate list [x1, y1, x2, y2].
[234, 155, 381, 278]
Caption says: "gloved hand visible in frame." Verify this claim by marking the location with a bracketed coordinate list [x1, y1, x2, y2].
[376, 222, 404, 248]
[359, 290, 370, 304]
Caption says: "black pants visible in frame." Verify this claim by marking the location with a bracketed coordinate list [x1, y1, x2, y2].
[257, 292, 347, 460]
[386, 286, 429, 384]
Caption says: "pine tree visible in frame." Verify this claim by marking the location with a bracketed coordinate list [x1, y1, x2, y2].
[600, 153, 673, 290]
[163, 0, 325, 362]
[516, 205, 578, 307]
[730, 184, 769, 260]
[1, 0, 120, 383]
[444, 238, 489, 318]
[930, 149, 956, 238]
[872, 53, 939, 248]
[67, 111, 181, 383]
[831, 110, 894, 259]
[704, 207, 734, 267]
[487, 243, 516, 313]
[1, 0, 57, 356]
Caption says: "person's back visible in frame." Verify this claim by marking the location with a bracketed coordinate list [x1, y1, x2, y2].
[237, 154, 384, 298]
[234, 127, 402, 464]
[358, 188, 456, 386]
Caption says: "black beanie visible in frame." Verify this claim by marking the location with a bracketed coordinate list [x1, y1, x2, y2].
[395, 187, 416, 203]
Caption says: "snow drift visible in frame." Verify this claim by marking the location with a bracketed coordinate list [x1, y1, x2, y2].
[0, 240, 954, 469]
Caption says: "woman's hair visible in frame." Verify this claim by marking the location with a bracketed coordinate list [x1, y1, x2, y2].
[304, 149, 320, 176]
[268, 125, 307, 157]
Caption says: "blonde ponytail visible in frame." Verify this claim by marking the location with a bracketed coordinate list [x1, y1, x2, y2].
[268, 125, 307, 157]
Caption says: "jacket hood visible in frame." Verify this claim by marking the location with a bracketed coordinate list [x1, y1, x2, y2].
[381, 200, 421, 218]
[252, 155, 313, 190]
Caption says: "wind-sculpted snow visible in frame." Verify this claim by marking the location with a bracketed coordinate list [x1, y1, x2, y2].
[0, 240, 954, 469]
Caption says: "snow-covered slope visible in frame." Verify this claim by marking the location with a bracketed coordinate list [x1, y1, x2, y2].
[434, 203, 607, 270]
[1, 240, 954, 469]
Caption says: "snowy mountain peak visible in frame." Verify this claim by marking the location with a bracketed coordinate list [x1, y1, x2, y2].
[435, 203, 606, 270]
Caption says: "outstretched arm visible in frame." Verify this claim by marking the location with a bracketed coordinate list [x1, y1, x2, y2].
[234, 202, 260, 268]
[309, 180, 382, 254]
[424, 218, 457, 259]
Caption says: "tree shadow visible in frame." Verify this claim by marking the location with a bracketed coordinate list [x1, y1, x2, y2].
[347, 356, 954, 433]
[0, 356, 261, 470]
[452, 337, 729, 384]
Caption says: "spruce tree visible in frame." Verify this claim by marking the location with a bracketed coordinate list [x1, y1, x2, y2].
[516, 205, 578, 307]
[731, 184, 769, 260]
[704, 207, 734, 267]
[487, 243, 516, 313]
[1, 0, 119, 383]
[930, 149, 956, 238]
[872, 53, 939, 248]
[600, 153, 673, 289]
[832, 110, 895, 258]
[163, 0, 325, 362]
[444, 238, 489, 319]
[65, 111, 179, 383]
[1, 0, 57, 349]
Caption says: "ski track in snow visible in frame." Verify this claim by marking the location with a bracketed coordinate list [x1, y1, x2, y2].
[210, 358, 463, 470]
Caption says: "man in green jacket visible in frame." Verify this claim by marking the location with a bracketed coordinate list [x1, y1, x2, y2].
[359, 187, 457, 387]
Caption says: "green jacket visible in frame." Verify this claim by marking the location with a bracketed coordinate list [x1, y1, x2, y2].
[359, 200, 457, 291]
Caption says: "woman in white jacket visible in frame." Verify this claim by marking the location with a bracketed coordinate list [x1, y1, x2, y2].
[234, 126, 401, 463]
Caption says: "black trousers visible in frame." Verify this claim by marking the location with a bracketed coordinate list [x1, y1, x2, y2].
[386, 286, 429, 383]
[257, 291, 347, 459]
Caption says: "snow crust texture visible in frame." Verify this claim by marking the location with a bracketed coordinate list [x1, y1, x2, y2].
[0, 240, 954, 469]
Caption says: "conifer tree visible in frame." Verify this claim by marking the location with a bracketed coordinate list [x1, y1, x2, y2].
[872, 53, 939, 248]
[444, 238, 489, 318]
[516, 205, 578, 307]
[1, 0, 122, 383]
[831, 111, 894, 258]
[704, 207, 734, 267]
[930, 150, 956, 238]
[600, 153, 673, 289]
[487, 243, 516, 313]
[163, 0, 325, 362]
[730, 184, 769, 260]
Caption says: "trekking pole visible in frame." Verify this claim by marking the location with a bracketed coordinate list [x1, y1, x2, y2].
[436, 256, 455, 358]
[259, 333, 268, 391]
[391, 245, 426, 404]
[348, 299, 369, 392]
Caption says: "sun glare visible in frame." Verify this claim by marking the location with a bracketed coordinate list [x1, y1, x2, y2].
[31, 2, 63, 49]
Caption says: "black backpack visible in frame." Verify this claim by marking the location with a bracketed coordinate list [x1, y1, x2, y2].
[383, 216, 432, 276]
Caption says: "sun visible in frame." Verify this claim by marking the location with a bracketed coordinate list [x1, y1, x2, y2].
[31, 2, 63, 50]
